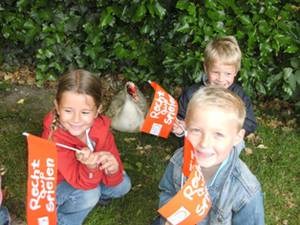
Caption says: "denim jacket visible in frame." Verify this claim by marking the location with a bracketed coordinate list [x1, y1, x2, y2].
[158, 147, 265, 225]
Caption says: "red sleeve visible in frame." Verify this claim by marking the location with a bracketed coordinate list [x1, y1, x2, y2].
[56, 146, 104, 190]
[101, 131, 124, 187]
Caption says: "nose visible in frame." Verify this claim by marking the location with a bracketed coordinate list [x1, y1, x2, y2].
[196, 133, 210, 150]
[217, 73, 225, 82]
[72, 112, 81, 123]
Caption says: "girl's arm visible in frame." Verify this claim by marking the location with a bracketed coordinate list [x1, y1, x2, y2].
[100, 132, 124, 186]
[232, 191, 265, 225]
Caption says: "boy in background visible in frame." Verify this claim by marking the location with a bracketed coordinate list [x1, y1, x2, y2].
[173, 36, 257, 141]
[156, 86, 265, 225]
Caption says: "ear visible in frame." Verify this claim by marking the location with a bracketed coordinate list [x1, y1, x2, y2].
[95, 105, 103, 117]
[54, 100, 59, 114]
[203, 63, 208, 73]
[233, 128, 245, 146]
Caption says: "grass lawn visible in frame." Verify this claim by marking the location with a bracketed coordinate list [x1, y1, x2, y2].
[0, 86, 299, 224]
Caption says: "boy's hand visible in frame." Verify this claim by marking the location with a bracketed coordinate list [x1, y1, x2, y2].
[172, 118, 186, 137]
[96, 151, 119, 175]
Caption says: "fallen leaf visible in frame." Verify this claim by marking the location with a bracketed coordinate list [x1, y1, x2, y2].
[4, 73, 13, 80]
[244, 147, 253, 155]
[164, 154, 171, 161]
[124, 137, 136, 143]
[282, 126, 293, 132]
[136, 145, 143, 150]
[144, 144, 152, 150]
[257, 144, 268, 149]
[17, 98, 25, 104]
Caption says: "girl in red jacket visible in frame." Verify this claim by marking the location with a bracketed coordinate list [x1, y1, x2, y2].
[42, 69, 131, 225]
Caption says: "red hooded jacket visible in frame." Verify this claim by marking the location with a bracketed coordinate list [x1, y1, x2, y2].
[42, 111, 124, 190]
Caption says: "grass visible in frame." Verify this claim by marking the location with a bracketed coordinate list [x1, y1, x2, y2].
[0, 86, 299, 224]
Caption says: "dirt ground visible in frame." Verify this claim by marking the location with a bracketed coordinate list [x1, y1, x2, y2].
[0, 85, 54, 225]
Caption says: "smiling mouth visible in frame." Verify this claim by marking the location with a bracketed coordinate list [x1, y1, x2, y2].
[196, 151, 214, 158]
[69, 124, 84, 130]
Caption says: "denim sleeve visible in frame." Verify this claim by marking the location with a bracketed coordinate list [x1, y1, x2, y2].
[158, 161, 178, 208]
[157, 160, 179, 225]
[232, 191, 265, 225]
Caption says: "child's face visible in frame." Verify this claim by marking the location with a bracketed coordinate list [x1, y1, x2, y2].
[186, 106, 244, 168]
[205, 61, 238, 88]
[55, 91, 99, 139]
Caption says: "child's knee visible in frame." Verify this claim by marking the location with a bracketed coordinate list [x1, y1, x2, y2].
[120, 173, 131, 196]
[113, 173, 131, 198]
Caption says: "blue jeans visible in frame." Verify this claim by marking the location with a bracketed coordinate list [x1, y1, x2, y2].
[0, 206, 10, 225]
[56, 172, 131, 225]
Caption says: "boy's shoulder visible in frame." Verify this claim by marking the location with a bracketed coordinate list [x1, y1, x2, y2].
[229, 83, 248, 97]
[229, 158, 262, 210]
[170, 147, 184, 166]
[232, 159, 261, 191]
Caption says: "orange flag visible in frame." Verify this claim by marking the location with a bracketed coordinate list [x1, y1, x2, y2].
[26, 134, 57, 225]
[141, 81, 178, 138]
[182, 137, 197, 177]
[158, 165, 211, 225]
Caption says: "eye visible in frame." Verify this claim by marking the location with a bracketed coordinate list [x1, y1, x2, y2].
[82, 111, 91, 115]
[188, 128, 202, 136]
[225, 72, 232, 76]
[63, 109, 72, 113]
[215, 132, 225, 139]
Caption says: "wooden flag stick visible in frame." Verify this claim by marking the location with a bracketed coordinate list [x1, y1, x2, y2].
[22, 132, 81, 153]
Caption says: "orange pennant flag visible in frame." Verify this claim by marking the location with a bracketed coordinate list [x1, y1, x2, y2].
[158, 165, 211, 225]
[140, 81, 178, 138]
[26, 134, 57, 225]
[182, 137, 197, 177]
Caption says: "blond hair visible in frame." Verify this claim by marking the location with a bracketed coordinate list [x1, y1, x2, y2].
[186, 86, 246, 130]
[204, 36, 242, 71]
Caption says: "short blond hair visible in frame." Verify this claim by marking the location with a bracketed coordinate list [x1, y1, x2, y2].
[204, 36, 242, 72]
[186, 86, 246, 130]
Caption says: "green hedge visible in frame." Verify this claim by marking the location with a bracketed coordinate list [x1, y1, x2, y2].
[0, 0, 299, 100]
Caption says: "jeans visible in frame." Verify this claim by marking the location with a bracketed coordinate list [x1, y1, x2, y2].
[0, 206, 10, 225]
[56, 172, 131, 225]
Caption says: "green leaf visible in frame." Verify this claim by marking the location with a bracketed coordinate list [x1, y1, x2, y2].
[100, 7, 115, 28]
[239, 15, 252, 26]
[114, 43, 129, 58]
[284, 45, 299, 54]
[176, 0, 196, 16]
[291, 58, 300, 69]
[283, 67, 293, 79]
[154, 1, 166, 19]
[258, 20, 271, 34]
[295, 70, 300, 84]
[176, 0, 189, 10]
[287, 72, 296, 91]
[133, 3, 146, 22]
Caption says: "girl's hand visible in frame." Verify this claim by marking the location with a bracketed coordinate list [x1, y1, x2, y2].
[76, 148, 98, 169]
[96, 151, 119, 175]
[75, 147, 91, 164]
[172, 118, 186, 137]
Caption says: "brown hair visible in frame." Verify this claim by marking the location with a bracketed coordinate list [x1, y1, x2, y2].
[186, 86, 246, 130]
[204, 36, 242, 72]
[56, 69, 102, 108]
[49, 69, 102, 138]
